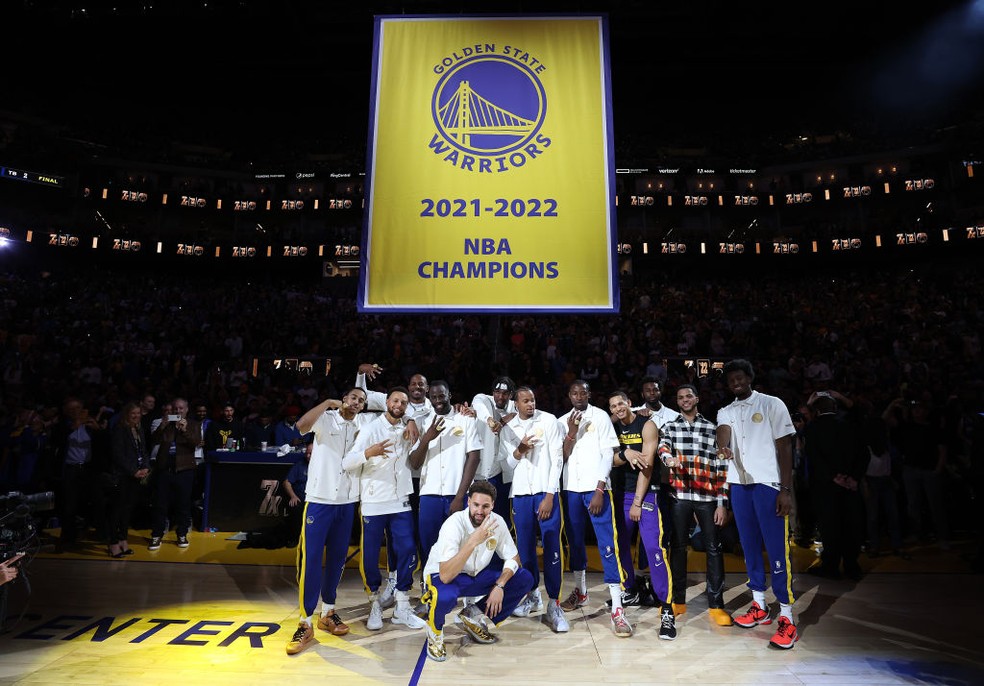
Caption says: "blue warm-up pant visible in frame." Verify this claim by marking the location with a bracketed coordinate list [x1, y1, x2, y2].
[511, 492, 563, 600]
[424, 566, 535, 631]
[563, 489, 625, 585]
[360, 509, 417, 595]
[418, 494, 457, 567]
[730, 483, 794, 605]
[297, 501, 355, 617]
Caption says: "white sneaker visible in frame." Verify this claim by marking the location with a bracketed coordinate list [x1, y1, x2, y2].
[511, 591, 535, 617]
[611, 607, 633, 637]
[513, 588, 544, 617]
[379, 577, 397, 609]
[544, 600, 570, 633]
[366, 600, 383, 631]
[392, 606, 427, 629]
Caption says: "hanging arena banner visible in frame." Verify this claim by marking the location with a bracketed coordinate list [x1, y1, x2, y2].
[358, 14, 619, 313]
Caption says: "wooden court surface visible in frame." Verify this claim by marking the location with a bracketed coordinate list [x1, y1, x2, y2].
[1, 529, 982, 686]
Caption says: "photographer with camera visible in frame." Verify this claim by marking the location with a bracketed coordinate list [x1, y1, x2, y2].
[149, 398, 201, 551]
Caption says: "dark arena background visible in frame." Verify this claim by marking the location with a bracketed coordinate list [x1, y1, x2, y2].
[1, 2, 983, 685]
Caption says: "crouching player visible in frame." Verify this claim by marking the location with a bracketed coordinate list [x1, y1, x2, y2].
[421, 480, 534, 662]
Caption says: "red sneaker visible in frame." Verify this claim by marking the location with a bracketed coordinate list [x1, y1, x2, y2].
[560, 587, 588, 612]
[733, 601, 772, 628]
[769, 616, 798, 649]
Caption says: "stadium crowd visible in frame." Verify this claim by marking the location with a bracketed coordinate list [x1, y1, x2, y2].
[0, 252, 981, 565]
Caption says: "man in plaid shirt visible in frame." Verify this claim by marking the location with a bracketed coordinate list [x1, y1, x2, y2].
[658, 384, 733, 627]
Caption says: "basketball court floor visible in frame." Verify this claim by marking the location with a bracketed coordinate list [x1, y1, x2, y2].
[1, 530, 981, 686]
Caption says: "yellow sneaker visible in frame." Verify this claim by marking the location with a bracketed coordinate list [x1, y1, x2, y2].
[286, 623, 314, 655]
[672, 602, 687, 617]
[317, 611, 350, 636]
[709, 608, 734, 626]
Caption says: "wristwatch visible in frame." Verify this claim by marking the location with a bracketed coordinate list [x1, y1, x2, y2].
[495, 582, 506, 590]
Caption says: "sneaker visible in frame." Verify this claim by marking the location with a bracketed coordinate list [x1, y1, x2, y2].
[560, 587, 588, 612]
[425, 625, 447, 662]
[392, 606, 427, 629]
[148, 536, 162, 551]
[544, 600, 570, 633]
[176, 534, 189, 548]
[606, 589, 641, 608]
[672, 602, 687, 617]
[512, 589, 544, 617]
[512, 596, 533, 617]
[611, 607, 633, 637]
[317, 611, 349, 636]
[768, 616, 798, 649]
[733, 601, 772, 628]
[366, 599, 383, 631]
[658, 605, 677, 641]
[285, 622, 314, 655]
[708, 608, 734, 626]
[458, 604, 496, 644]
[636, 578, 658, 607]
[378, 577, 397, 609]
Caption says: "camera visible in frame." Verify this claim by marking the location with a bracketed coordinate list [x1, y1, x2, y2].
[0, 491, 55, 562]
[167, 414, 182, 422]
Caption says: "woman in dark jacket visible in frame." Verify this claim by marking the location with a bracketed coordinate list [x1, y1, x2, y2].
[108, 402, 151, 557]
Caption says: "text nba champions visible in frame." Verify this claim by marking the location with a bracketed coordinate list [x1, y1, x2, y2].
[421, 43, 559, 281]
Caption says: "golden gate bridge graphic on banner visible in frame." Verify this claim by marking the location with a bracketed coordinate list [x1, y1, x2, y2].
[437, 80, 536, 148]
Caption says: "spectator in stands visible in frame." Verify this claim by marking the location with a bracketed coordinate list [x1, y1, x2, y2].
[803, 393, 867, 580]
[274, 406, 304, 448]
[205, 403, 244, 450]
[53, 397, 107, 550]
[244, 408, 276, 450]
[882, 394, 950, 549]
[107, 402, 151, 557]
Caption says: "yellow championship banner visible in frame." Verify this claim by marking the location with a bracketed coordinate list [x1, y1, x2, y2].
[358, 14, 619, 313]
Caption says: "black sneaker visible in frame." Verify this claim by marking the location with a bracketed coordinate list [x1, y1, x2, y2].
[606, 589, 641, 608]
[636, 577, 658, 607]
[658, 605, 677, 640]
[176, 534, 189, 548]
[148, 536, 162, 551]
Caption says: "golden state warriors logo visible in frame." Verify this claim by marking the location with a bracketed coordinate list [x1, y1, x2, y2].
[430, 50, 551, 173]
